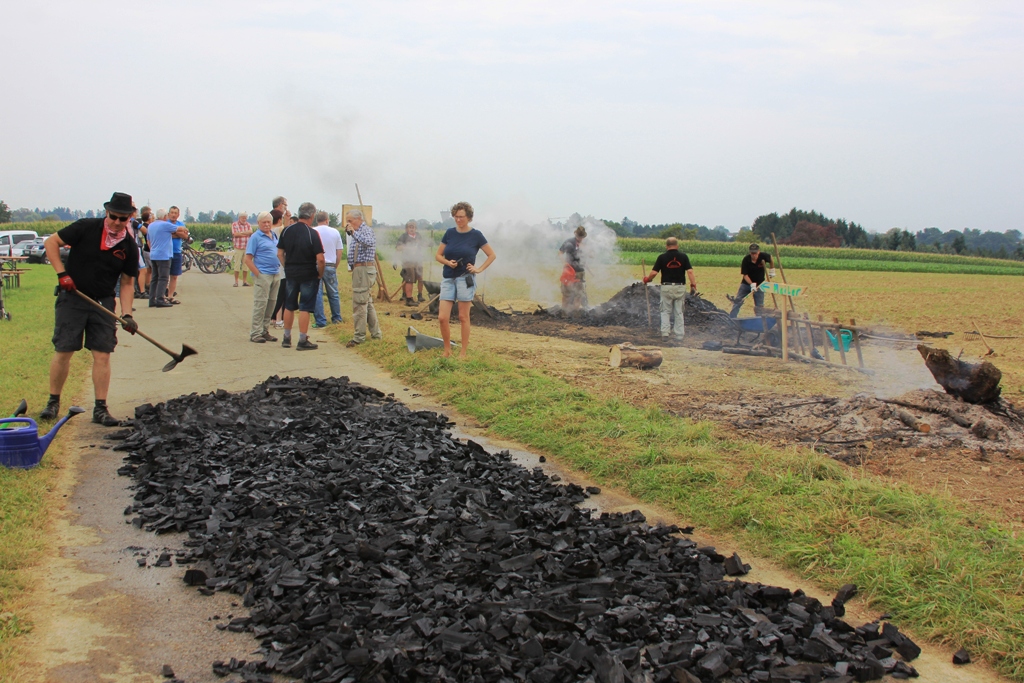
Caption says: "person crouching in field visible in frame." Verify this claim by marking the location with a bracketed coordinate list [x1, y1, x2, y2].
[41, 192, 140, 426]
[435, 202, 496, 358]
[244, 211, 281, 343]
[642, 236, 696, 341]
[728, 243, 775, 318]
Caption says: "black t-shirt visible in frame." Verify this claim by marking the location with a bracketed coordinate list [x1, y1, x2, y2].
[740, 253, 773, 284]
[57, 218, 140, 299]
[652, 249, 692, 284]
[277, 222, 324, 281]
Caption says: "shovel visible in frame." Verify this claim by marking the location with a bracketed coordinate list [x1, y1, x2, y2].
[72, 290, 197, 371]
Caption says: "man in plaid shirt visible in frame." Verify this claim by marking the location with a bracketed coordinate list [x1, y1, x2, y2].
[231, 213, 254, 287]
[344, 208, 381, 346]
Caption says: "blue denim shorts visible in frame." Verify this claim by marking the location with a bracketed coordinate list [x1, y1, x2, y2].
[169, 253, 183, 276]
[285, 278, 320, 312]
[440, 275, 476, 302]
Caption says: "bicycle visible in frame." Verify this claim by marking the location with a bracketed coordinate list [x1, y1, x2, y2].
[182, 240, 229, 275]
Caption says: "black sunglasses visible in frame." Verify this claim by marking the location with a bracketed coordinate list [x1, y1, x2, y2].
[108, 214, 131, 223]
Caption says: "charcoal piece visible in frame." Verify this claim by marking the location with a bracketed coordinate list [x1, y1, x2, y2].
[952, 648, 971, 665]
[672, 668, 702, 683]
[698, 648, 731, 678]
[723, 552, 751, 576]
[519, 637, 544, 660]
[585, 486, 601, 495]
[155, 552, 172, 568]
[183, 569, 208, 586]
[769, 663, 822, 682]
[833, 583, 857, 605]
[161, 664, 174, 677]
[865, 639, 892, 659]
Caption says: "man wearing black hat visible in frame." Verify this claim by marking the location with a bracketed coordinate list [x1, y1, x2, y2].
[40, 192, 140, 426]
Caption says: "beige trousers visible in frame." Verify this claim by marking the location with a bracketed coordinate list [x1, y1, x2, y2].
[351, 264, 381, 343]
[250, 272, 281, 339]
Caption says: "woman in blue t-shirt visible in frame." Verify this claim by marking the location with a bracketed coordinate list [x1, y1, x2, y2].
[435, 201, 496, 358]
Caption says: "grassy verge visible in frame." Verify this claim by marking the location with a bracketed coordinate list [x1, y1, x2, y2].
[0, 266, 87, 674]
[333, 319, 1024, 681]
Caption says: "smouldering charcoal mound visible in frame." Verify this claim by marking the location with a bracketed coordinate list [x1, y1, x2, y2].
[548, 284, 733, 333]
[115, 376, 917, 682]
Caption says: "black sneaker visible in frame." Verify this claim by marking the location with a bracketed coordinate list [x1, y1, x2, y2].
[296, 339, 319, 351]
[92, 406, 120, 427]
[281, 337, 292, 348]
[40, 399, 60, 420]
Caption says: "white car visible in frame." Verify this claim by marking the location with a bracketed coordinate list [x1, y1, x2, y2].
[0, 230, 39, 257]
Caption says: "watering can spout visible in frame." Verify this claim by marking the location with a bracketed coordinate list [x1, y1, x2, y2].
[38, 406, 85, 456]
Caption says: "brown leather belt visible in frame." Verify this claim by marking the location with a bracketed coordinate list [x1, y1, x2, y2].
[353, 261, 374, 267]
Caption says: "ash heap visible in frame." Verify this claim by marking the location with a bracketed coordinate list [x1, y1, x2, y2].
[115, 376, 921, 682]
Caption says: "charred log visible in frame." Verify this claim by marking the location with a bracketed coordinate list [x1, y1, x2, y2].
[609, 343, 663, 369]
[918, 345, 1002, 404]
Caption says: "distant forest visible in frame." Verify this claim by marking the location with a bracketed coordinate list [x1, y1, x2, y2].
[604, 208, 1024, 261]
[2, 200, 1020, 261]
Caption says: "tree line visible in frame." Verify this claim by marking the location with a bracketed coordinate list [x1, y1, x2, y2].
[604, 207, 1023, 261]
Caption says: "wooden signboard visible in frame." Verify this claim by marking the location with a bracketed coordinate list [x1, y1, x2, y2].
[759, 281, 805, 298]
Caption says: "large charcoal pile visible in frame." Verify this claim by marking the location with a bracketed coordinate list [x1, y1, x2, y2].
[115, 376, 922, 682]
[548, 284, 732, 334]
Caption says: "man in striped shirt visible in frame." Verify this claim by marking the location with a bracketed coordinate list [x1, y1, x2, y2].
[344, 209, 381, 347]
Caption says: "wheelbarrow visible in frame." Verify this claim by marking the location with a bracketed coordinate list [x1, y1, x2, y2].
[733, 316, 777, 346]
[1, 402, 85, 469]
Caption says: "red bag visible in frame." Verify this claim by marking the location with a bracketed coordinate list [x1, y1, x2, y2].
[559, 264, 577, 286]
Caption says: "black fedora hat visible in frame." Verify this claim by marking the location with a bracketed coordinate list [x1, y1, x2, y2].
[103, 192, 136, 215]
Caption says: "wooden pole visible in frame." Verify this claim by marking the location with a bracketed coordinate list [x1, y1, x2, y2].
[641, 258, 652, 328]
[849, 318, 865, 368]
[793, 310, 806, 356]
[833, 317, 848, 366]
[781, 302, 789, 362]
[818, 315, 831, 363]
[769, 233, 797, 313]
[804, 313, 818, 359]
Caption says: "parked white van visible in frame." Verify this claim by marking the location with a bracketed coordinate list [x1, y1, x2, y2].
[0, 230, 40, 257]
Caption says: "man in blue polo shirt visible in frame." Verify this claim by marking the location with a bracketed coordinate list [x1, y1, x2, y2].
[146, 208, 187, 308]
[244, 211, 283, 343]
[167, 206, 188, 303]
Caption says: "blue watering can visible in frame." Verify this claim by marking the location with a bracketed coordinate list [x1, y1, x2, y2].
[1, 404, 85, 469]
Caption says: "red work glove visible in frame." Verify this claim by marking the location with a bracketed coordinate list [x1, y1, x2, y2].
[57, 272, 76, 292]
[642, 276, 651, 284]
[120, 314, 138, 335]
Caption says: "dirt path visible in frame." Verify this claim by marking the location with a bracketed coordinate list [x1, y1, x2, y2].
[12, 274, 1013, 682]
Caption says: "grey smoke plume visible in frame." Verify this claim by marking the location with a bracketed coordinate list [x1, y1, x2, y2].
[469, 209, 626, 306]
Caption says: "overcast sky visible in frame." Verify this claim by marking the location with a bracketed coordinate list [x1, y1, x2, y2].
[2, 1, 1022, 232]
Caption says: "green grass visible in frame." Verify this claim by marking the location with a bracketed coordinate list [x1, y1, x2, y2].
[344, 331, 1024, 681]
[620, 251, 1024, 275]
[0, 265, 88, 672]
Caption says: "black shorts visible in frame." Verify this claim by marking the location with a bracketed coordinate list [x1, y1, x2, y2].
[285, 278, 319, 313]
[52, 291, 117, 353]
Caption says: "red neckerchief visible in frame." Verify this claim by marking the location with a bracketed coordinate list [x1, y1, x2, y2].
[101, 219, 133, 251]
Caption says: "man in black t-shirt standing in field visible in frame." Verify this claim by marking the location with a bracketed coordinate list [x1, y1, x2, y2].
[41, 192, 140, 425]
[276, 202, 325, 350]
[728, 243, 775, 318]
[642, 236, 696, 340]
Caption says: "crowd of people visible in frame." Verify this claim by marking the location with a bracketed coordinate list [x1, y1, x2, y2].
[39, 190, 777, 425]
[39, 194, 498, 423]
